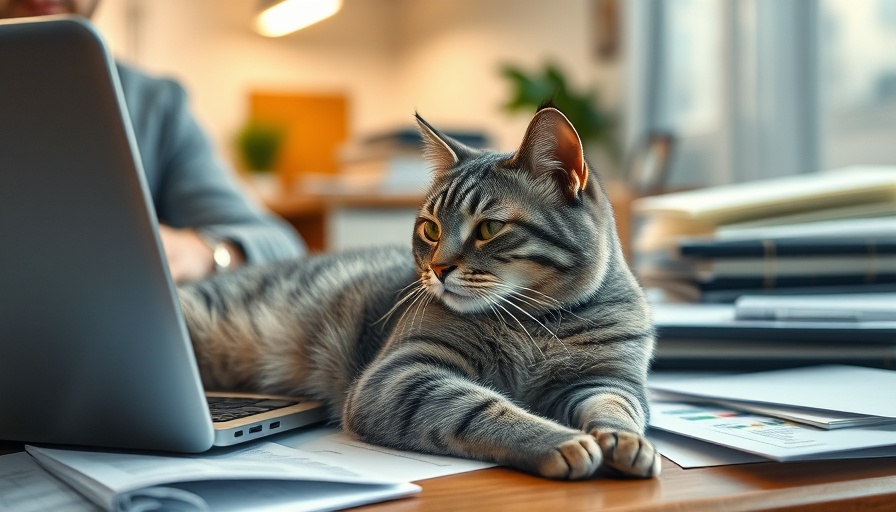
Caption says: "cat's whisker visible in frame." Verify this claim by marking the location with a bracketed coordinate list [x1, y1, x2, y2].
[394, 287, 429, 337]
[495, 294, 567, 351]
[490, 283, 556, 310]
[497, 294, 554, 335]
[413, 293, 434, 332]
[374, 280, 424, 323]
[396, 279, 425, 294]
[489, 282, 564, 326]
[486, 294, 545, 359]
[516, 286, 563, 307]
[487, 303, 502, 323]
[502, 295, 571, 358]
[406, 289, 432, 333]
[507, 290, 556, 313]
[511, 298, 571, 357]
[481, 295, 510, 327]
[410, 284, 432, 329]
[375, 281, 427, 326]
[507, 291, 564, 327]
[525, 292, 596, 325]
[515, 285, 596, 325]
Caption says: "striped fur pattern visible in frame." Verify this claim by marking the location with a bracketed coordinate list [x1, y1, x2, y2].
[179, 108, 659, 479]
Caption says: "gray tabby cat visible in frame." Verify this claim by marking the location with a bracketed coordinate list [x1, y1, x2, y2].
[179, 107, 660, 479]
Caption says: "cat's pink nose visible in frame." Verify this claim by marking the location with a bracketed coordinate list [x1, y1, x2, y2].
[431, 264, 457, 283]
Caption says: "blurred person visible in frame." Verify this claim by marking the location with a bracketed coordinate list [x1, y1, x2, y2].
[0, 0, 306, 282]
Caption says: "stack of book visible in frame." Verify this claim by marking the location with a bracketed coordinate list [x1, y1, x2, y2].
[632, 166, 896, 303]
[650, 298, 896, 370]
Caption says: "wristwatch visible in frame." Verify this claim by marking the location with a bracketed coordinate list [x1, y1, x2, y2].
[200, 233, 234, 273]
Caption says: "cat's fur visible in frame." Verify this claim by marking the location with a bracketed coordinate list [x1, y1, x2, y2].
[179, 107, 659, 479]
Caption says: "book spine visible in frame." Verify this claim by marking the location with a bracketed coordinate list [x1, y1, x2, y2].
[679, 237, 896, 258]
[698, 273, 896, 292]
[703, 255, 896, 279]
[698, 283, 896, 303]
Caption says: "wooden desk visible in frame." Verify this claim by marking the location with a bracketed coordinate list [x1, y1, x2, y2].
[3, 441, 894, 511]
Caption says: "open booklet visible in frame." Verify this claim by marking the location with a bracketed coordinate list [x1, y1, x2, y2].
[23, 441, 420, 512]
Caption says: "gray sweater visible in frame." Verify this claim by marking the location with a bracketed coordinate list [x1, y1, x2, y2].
[116, 63, 306, 263]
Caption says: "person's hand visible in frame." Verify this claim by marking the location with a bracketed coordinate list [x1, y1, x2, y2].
[157, 225, 243, 283]
[157, 225, 214, 283]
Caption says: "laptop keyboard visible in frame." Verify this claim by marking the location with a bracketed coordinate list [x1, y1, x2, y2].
[206, 396, 299, 423]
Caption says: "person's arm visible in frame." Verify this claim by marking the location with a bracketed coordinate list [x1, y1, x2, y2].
[120, 66, 305, 282]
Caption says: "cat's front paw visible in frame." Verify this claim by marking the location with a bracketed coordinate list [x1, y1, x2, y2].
[533, 433, 603, 480]
[591, 429, 661, 478]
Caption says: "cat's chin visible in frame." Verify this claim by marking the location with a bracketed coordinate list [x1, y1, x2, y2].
[433, 288, 489, 315]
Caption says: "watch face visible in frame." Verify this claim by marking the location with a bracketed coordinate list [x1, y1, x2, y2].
[213, 243, 232, 271]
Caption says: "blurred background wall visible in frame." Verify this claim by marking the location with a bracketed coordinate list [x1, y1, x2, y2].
[92, 0, 621, 168]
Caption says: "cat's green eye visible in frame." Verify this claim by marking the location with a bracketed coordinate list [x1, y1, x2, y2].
[421, 220, 441, 242]
[476, 220, 505, 241]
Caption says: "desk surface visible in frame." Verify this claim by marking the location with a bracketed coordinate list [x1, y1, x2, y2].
[3, 441, 895, 511]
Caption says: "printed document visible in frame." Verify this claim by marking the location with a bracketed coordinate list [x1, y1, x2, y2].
[650, 402, 896, 461]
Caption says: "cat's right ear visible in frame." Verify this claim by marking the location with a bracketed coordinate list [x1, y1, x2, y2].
[510, 107, 588, 203]
[415, 113, 472, 174]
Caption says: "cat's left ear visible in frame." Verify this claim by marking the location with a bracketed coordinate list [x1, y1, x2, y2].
[511, 107, 588, 202]
[415, 113, 476, 175]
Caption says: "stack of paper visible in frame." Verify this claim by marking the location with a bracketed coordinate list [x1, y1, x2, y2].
[647, 365, 896, 468]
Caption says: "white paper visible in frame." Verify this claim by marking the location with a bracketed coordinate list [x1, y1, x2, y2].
[650, 401, 896, 461]
[0, 452, 99, 512]
[648, 429, 766, 468]
[649, 365, 896, 418]
[274, 427, 496, 482]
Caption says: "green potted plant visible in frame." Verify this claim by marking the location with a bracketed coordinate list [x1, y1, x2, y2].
[236, 121, 285, 173]
[235, 120, 285, 197]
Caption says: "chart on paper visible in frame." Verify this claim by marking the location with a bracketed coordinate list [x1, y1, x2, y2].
[657, 404, 825, 448]
[650, 402, 896, 461]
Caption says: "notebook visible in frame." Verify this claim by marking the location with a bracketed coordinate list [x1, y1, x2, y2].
[0, 16, 325, 452]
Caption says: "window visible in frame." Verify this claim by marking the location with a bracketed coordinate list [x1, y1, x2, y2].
[821, 0, 896, 168]
[627, 0, 896, 188]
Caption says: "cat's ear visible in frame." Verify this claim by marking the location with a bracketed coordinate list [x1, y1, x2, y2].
[415, 113, 474, 174]
[511, 107, 588, 202]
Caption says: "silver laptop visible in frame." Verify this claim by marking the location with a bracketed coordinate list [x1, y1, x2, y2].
[0, 16, 325, 452]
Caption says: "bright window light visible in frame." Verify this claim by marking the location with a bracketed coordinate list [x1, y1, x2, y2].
[255, 0, 342, 37]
